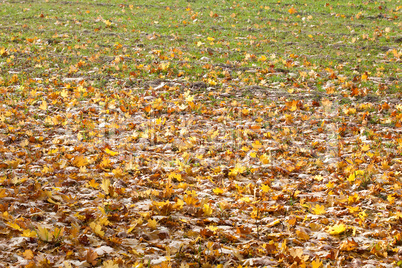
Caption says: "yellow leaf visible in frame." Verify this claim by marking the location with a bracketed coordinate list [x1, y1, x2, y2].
[102, 260, 119, 268]
[173, 198, 184, 210]
[39, 100, 48, 111]
[251, 140, 262, 149]
[0, 188, 7, 198]
[213, 188, 224, 195]
[112, 167, 125, 177]
[0, 47, 8, 57]
[347, 172, 356, 182]
[229, 163, 246, 177]
[240, 196, 251, 203]
[61, 89, 68, 98]
[327, 223, 347, 235]
[347, 206, 360, 213]
[90, 222, 104, 237]
[87, 179, 99, 188]
[72, 155, 89, 168]
[266, 219, 281, 228]
[259, 153, 271, 164]
[241, 146, 250, 152]
[296, 229, 310, 241]
[23, 249, 34, 260]
[168, 172, 182, 182]
[36, 225, 53, 241]
[147, 218, 158, 229]
[207, 225, 219, 232]
[100, 179, 111, 195]
[103, 20, 112, 27]
[100, 156, 112, 169]
[261, 184, 270, 193]
[388, 195, 396, 204]
[105, 148, 119, 156]
[22, 229, 37, 237]
[7, 222, 22, 231]
[361, 144, 370, 152]
[326, 181, 334, 189]
[258, 55, 267, 62]
[314, 175, 323, 181]
[203, 203, 213, 216]
[311, 204, 326, 215]
[311, 259, 323, 268]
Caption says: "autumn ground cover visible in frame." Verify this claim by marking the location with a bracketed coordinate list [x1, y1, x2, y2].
[0, 0, 401, 267]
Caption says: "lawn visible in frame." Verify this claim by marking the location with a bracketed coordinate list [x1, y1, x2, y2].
[0, 0, 401, 267]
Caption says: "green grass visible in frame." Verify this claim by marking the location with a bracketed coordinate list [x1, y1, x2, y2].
[0, 0, 400, 97]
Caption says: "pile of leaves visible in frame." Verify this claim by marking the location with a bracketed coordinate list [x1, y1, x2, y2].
[0, 0, 401, 267]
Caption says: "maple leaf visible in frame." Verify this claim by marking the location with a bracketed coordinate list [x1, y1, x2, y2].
[327, 223, 347, 235]
[60, 89, 68, 98]
[340, 238, 359, 251]
[35, 225, 53, 242]
[213, 188, 224, 195]
[251, 140, 262, 150]
[103, 20, 112, 27]
[112, 167, 125, 178]
[23, 249, 34, 260]
[85, 249, 98, 266]
[86, 179, 99, 188]
[311, 204, 326, 215]
[147, 218, 158, 229]
[0, 47, 8, 57]
[72, 155, 89, 168]
[288, 7, 297, 14]
[22, 229, 37, 237]
[296, 229, 310, 241]
[261, 184, 271, 193]
[102, 260, 119, 268]
[311, 259, 323, 268]
[229, 163, 246, 177]
[260, 153, 271, 164]
[90, 222, 104, 237]
[39, 99, 48, 111]
[288, 247, 304, 258]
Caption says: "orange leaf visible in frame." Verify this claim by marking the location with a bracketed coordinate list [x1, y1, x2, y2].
[72, 155, 89, 168]
[23, 249, 34, 260]
[296, 229, 310, 241]
[288, 7, 297, 14]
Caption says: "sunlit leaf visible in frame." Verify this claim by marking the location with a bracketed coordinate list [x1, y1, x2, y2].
[311, 204, 326, 215]
[90, 222, 104, 237]
[147, 218, 158, 229]
[327, 223, 347, 235]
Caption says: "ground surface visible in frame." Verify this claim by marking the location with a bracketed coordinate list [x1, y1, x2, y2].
[0, 0, 401, 267]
